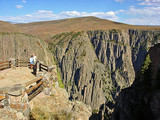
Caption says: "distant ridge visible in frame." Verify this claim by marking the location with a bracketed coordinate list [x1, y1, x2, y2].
[0, 20, 23, 33]
[1, 16, 160, 41]
[15, 16, 160, 41]
[6, 21, 21, 24]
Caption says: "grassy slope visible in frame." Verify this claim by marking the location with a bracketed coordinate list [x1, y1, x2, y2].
[16, 16, 160, 41]
[0, 21, 23, 33]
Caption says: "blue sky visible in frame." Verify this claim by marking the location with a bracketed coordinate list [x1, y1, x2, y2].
[0, 0, 160, 25]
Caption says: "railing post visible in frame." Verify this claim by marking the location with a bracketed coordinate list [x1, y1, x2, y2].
[9, 61, 11, 68]
[39, 63, 41, 71]
[9, 58, 16, 69]
[36, 61, 40, 72]
[36, 61, 40, 76]
[16, 59, 18, 67]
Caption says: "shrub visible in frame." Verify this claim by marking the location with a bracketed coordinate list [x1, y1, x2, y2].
[52, 56, 64, 88]
[141, 54, 152, 74]
[57, 71, 64, 88]
[30, 107, 72, 120]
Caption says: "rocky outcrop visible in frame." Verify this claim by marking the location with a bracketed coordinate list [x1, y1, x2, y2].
[0, 32, 53, 65]
[112, 43, 160, 120]
[30, 86, 92, 120]
[50, 29, 160, 118]
[0, 108, 27, 120]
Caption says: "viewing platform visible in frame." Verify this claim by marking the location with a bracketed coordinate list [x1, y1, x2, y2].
[0, 67, 36, 88]
[0, 59, 57, 119]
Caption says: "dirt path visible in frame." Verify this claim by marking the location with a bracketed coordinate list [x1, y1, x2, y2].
[0, 67, 36, 88]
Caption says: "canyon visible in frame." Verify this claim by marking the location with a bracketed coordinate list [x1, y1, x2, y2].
[0, 17, 160, 119]
[49, 29, 160, 119]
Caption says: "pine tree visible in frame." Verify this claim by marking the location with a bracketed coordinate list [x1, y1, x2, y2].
[141, 54, 152, 86]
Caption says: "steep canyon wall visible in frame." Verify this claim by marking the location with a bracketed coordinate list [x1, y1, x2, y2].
[50, 29, 160, 111]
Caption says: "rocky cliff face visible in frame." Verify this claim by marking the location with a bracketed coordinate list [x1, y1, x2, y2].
[50, 29, 160, 114]
[112, 43, 160, 120]
[50, 32, 111, 110]
[0, 33, 53, 65]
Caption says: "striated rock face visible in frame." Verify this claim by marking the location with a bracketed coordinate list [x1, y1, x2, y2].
[51, 32, 110, 110]
[50, 29, 160, 115]
[0, 33, 53, 65]
[112, 43, 160, 120]
[129, 29, 160, 73]
[88, 30, 135, 88]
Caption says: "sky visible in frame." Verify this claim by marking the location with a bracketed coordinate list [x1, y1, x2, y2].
[0, 0, 160, 25]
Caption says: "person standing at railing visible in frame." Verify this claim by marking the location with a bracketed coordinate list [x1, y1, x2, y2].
[30, 54, 34, 69]
[33, 54, 37, 75]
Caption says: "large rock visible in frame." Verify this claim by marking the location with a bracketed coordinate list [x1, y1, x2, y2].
[8, 84, 23, 96]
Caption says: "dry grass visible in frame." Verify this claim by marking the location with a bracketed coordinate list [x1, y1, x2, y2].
[30, 107, 72, 120]
[29, 87, 74, 120]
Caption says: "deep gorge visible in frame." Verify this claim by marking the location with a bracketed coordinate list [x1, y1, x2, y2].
[49, 29, 160, 119]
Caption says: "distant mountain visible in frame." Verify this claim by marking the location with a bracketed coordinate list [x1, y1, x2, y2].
[15, 16, 160, 42]
[0, 20, 23, 33]
[6, 21, 21, 24]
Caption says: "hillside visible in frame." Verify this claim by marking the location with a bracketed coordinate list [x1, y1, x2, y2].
[0, 33, 53, 65]
[0, 21, 23, 33]
[16, 16, 160, 42]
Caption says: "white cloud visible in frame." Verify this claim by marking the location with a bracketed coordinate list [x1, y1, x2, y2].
[127, 6, 160, 16]
[115, 10, 125, 14]
[22, 0, 26, 3]
[138, 0, 160, 6]
[125, 18, 160, 25]
[0, 10, 119, 23]
[115, 0, 160, 5]
[125, 6, 160, 25]
[16, 5, 23, 9]
[59, 11, 119, 21]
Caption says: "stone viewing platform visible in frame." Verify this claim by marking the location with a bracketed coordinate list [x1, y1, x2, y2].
[0, 67, 36, 88]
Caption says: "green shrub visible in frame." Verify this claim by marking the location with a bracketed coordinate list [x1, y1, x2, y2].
[141, 54, 152, 74]
[80, 50, 86, 57]
[57, 71, 64, 88]
[92, 109, 99, 114]
[71, 32, 81, 40]
[52, 56, 64, 88]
